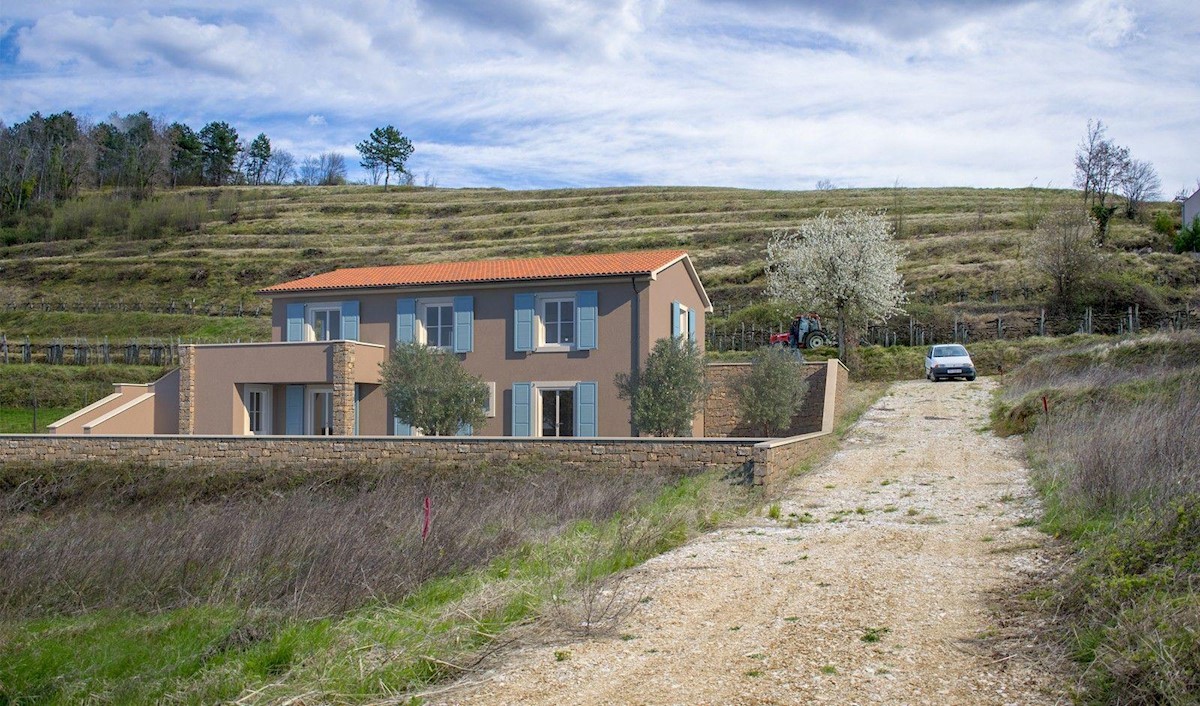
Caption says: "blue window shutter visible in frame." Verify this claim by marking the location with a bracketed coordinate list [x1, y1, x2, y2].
[575, 382, 597, 437]
[285, 385, 304, 434]
[671, 301, 682, 338]
[511, 382, 532, 436]
[514, 294, 535, 352]
[687, 308, 696, 343]
[577, 290, 597, 350]
[286, 303, 305, 342]
[396, 298, 416, 343]
[457, 422, 473, 436]
[393, 416, 412, 436]
[453, 296, 474, 353]
[341, 301, 359, 341]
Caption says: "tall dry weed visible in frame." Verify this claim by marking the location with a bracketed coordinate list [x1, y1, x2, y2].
[0, 463, 686, 618]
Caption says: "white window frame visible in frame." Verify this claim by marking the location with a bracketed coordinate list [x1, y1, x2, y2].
[536, 294, 577, 352]
[306, 385, 335, 435]
[243, 384, 272, 435]
[306, 304, 342, 342]
[417, 297, 455, 350]
[483, 381, 497, 418]
[677, 303, 691, 341]
[532, 381, 579, 437]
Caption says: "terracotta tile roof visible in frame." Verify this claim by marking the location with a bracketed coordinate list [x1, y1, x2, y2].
[260, 249, 691, 293]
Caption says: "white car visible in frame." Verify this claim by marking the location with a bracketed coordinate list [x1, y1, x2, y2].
[924, 344, 976, 382]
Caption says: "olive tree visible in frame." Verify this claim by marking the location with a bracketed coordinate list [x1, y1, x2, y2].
[737, 346, 810, 436]
[615, 337, 705, 437]
[766, 210, 906, 361]
[381, 342, 488, 436]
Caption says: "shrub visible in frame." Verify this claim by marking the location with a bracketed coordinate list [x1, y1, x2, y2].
[737, 346, 810, 435]
[1174, 216, 1200, 253]
[128, 196, 207, 239]
[616, 338, 705, 437]
[1152, 210, 1176, 236]
[381, 342, 488, 436]
[50, 197, 130, 239]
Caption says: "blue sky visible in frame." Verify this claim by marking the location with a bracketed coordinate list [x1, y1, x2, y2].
[1, 0, 1197, 193]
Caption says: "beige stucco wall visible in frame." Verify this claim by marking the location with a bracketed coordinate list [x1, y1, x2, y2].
[267, 263, 706, 437]
[188, 341, 384, 435]
[49, 370, 180, 435]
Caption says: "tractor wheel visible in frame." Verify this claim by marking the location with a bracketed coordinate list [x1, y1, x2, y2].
[804, 331, 828, 349]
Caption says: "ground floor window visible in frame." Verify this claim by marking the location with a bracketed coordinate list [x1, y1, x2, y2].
[540, 388, 575, 437]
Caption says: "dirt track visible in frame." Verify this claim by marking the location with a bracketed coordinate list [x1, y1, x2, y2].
[427, 379, 1066, 705]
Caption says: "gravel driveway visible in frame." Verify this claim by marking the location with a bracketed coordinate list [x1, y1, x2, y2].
[428, 379, 1066, 705]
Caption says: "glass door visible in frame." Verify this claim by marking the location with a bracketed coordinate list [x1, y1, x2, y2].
[307, 388, 334, 435]
[540, 388, 574, 437]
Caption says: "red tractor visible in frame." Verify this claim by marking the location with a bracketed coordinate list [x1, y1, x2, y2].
[770, 314, 835, 350]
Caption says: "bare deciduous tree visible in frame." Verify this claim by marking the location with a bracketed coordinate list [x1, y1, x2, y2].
[297, 153, 347, 186]
[766, 210, 907, 361]
[1035, 206, 1099, 306]
[265, 150, 295, 185]
[1074, 120, 1131, 242]
[1119, 158, 1161, 219]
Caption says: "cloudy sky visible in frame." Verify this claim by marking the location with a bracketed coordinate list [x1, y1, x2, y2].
[1, 0, 1196, 192]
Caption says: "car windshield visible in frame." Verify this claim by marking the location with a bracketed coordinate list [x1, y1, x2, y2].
[933, 345, 968, 357]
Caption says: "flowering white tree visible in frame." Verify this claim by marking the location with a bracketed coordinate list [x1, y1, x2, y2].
[766, 210, 907, 360]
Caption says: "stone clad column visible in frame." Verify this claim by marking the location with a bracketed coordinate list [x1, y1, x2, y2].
[331, 341, 356, 435]
[178, 345, 196, 434]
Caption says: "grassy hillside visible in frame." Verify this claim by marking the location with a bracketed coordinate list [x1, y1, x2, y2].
[1, 185, 1193, 343]
[992, 333, 1200, 703]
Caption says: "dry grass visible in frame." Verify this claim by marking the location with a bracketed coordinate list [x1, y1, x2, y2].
[3, 185, 1189, 344]
[0, 461, 687, 618]
[996, 332, 1200, 704]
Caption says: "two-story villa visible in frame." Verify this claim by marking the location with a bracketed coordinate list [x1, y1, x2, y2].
[52, 250, 712, 437]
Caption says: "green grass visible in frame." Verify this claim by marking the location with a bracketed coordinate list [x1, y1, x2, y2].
[0, 363, 167, 408]
[0, 406, 75, 433]
[0, 310, 270, 342]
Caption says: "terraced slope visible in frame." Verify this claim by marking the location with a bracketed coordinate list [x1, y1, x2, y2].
[0, 186, 1190, 341]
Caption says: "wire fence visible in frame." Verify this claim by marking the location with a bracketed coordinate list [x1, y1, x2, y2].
[706, 305, 1197, 352]
[0, 336, 185, 366]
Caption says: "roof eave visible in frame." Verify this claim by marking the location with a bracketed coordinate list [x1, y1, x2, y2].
[650, 253, 713, 313]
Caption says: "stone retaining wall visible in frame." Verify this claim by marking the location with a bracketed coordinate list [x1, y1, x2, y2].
[704, 360, 831, 437]
[2, 432, 829, 494]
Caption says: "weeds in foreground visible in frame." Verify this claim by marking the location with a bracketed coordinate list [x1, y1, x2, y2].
[0, 463, 750, 704]
[995, 333, 1200, 704]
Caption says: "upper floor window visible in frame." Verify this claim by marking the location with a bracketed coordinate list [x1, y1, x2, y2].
[421, 300, 455, 349]
[514, 291, 596, 353]
[671, 300, 696, 344]
[541, 297, 575, 347]
[285, 301, 359, 342]
[397, 296, 474, 354]
[308, 305, 342, 341]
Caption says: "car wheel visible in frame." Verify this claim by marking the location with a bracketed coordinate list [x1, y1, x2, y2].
[966, 374, 976, 381]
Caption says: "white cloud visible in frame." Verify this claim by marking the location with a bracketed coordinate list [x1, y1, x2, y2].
[0, 0, 1196, 191]
[1074, 0, 1138, 46]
